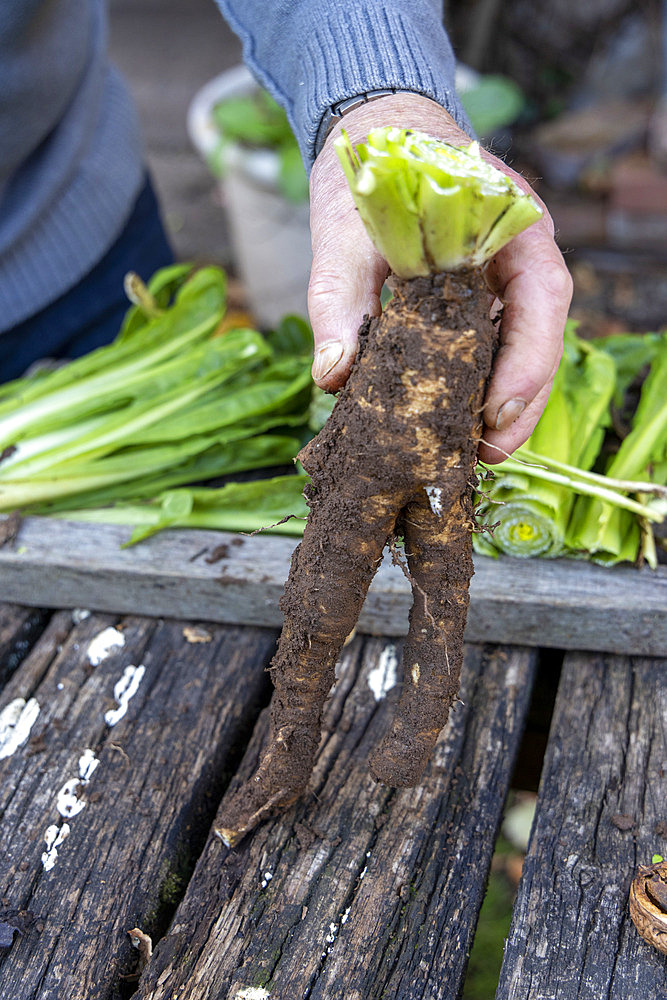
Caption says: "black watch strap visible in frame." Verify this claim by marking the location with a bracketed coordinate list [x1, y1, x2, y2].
[314, 88, 413, 158]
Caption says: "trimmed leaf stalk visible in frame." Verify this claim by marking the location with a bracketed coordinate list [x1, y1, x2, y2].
[474, 326, 667, 565]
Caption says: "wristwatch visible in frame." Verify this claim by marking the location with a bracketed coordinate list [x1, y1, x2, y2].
[314, 89, 413, 158]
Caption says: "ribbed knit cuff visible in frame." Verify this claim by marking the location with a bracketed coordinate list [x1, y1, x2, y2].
[289, 4, 471, 169]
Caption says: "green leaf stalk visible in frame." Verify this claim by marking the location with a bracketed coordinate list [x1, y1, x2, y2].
[475, 326, 667, 566]
[0, 267, 316, 525]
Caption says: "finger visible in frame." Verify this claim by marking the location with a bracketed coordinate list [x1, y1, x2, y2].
[482, 222, 573, 435]
[308, 142, 387, 392]
[478, 378, 554, 465]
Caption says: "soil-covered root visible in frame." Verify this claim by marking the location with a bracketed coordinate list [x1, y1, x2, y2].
[216, 487, 398, 847]
[215, 268, 497, 846]
[368, 488, 473, 786]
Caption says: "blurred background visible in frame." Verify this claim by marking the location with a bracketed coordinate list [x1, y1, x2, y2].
[109, 0, 241, 268]
[109, 0, 667, 335]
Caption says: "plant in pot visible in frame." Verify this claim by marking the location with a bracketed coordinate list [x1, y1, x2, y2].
[187, 65, 311, 328]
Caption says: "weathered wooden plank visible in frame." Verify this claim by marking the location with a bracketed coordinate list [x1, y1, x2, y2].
[0, 609, 75, 708]
[0, 605, 40, 662]
[0, 604, 50, 689]
[0, 611, 278, 999]
[496, 651, 667, 1000]
[0, 515, 665, 654]
[133, 639, 538, 1000]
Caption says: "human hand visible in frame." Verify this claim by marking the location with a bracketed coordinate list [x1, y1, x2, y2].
[307, 93, 573, 464]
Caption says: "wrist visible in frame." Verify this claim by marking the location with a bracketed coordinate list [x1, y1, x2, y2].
[315, 89, 415, 158]
[316, 93, 470, 162]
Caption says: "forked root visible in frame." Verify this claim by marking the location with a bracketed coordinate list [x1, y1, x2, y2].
[215, 485, 399, 842]
[369, 491, 473, 786]
[214, 269, 497, 844]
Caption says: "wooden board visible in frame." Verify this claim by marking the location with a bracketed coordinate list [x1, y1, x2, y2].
[496, 651, 667, 999]
[0, 610, 278, 999]
[132, 640, 538, 1000]
[0, 604, 50, 688]
[0, 515, 665, 655]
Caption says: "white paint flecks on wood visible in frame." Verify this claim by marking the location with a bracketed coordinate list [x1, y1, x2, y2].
[104, 665, 145, 727]
[86, 626, 125, 666]
[41, 823, 70, 872]
[0, 613, 279, 996]
[55, 749, 100, 819]
[0, 697, 40, 759]
[367, 644, 398, 700]
[134, 642, 539, 1000]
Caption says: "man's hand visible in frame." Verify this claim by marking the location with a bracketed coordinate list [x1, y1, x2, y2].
[307, 93, 573, 464]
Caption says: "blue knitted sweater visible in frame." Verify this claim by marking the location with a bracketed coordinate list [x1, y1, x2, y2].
[214, 0, 467, 166]
[0, 2, 143, 331]
[0, 1, 464, 332]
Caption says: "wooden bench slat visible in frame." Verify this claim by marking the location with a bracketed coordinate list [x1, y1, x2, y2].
[0, 604, 51, 688]
[1, 517, 665, 656]
[496, 651, 667, 999]
[133, 640, 538, 1000]
[1, 610, 75, 706]
[0, 612, 277, 999]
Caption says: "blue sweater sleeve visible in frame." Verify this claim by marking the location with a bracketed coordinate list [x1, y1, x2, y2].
[214, 0, 469, 169]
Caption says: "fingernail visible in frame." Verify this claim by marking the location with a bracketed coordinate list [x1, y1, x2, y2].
[495, 397, 527, 431]
[312, 342, 344, 382]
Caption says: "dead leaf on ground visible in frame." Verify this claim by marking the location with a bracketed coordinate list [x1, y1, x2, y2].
[611, 813, 635, 832]
[630, 859, 667, 955]
[183, 625, 213, 644]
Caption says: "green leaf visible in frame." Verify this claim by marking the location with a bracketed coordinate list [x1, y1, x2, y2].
[567, 338, 667, 562]
[118, 263, 195, 341]
[308, 387, 336, 433]
[0, 331, 270, 475]
[477, 323, 616, 560]
[263, 315, 314, 358]
[212, 91, 293, 150]
[475, 322, 666, 565]
[0, 268, 228, 445]
[591, 330, 665, 409]
[53, 474, 311, 547]
[459, 75, 525, 138]
[0, 263, 322, 547]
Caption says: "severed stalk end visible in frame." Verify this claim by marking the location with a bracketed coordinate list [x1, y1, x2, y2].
[335, 127, 542, 278]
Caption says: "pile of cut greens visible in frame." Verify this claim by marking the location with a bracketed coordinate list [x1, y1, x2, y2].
[0, 264, 663, 567]
[474, 322, 667, 567]
[0, 265, 315, 545]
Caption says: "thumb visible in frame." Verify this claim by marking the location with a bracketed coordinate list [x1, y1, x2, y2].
[307, 142, 388, 391]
